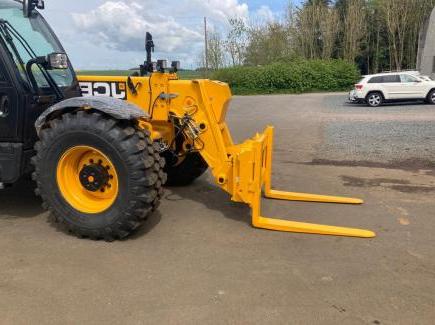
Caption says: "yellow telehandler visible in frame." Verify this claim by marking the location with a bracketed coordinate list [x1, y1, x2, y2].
[76, 33, 375, 240]
[0, 1, 374, 240]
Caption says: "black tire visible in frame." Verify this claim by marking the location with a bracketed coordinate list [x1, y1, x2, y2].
[427, 89, 435, 104]
[164, 152, 208, 186]
[366, 92, 383, 107]
[32, 111, 166, 241]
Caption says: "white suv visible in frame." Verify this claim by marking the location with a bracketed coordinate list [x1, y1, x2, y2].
[349, 72, 435, 107]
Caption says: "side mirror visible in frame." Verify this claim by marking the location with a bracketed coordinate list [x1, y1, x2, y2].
[26, 53, 68, 72]
[47, 53, 68, 69]
[23, 0, 45, 17]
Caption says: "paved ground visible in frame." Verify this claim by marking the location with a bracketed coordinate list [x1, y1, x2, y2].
[1, 93, 434, 324]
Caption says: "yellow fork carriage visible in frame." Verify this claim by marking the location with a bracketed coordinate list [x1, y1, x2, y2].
[78, 73, 375, 239]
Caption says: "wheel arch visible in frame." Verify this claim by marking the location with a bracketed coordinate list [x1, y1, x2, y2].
[425, 88, 435, 99]
[35, 96, 149, 136]
[366, 90, 385, 100]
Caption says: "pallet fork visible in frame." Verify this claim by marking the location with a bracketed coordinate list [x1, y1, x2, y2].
[182, 81, 375, 238]
[244, 127, 375, 238]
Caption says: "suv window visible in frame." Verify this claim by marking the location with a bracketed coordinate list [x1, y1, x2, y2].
[368, 75, 400, 83]
[368, 76, 384, 83]
[383, 75, 400, 83]
[401, 74, 418, 83]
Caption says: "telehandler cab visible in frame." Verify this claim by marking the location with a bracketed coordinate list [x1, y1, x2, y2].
[0, 0, 375, 240]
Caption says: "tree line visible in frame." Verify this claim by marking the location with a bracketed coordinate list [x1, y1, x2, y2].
[203, 0, 435, 74]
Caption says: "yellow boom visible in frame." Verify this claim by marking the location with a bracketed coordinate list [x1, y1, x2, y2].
[77, 73, 375, 238]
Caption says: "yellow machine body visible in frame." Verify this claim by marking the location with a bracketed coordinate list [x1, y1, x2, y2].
[77, 73, 375, 238]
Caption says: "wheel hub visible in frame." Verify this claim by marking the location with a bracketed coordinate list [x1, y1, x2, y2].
[79, 164, 109, 192]
[56, 146, 119, 214]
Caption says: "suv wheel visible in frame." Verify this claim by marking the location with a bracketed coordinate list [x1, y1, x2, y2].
[427, 89, 435, 104]
[366, 92, 383, 107]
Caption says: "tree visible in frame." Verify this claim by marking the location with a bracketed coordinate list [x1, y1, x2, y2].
[206, 31, 225, 70]
[380, 0, 413, 70]
[363, 0, 387, 73]
[293, 1, 339, 59]
[207, 0, 435, 74]
[225, 18, 248, 66]
[294, 3, 322, 59]
[343, 0, 367, 63]
[319, 6, 339, 59]
[245, 22, 292, 66]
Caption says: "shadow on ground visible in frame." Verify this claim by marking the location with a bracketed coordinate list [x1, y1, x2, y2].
[166, 176, 252, 227]
[0, 177, 163, 240]
[342, 100, 427, 108]
[326, 95, 430, 111]
[0, 178, 43, 219]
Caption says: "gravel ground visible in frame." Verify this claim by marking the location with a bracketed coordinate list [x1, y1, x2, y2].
[321, 96, 435, 162]
[0, 93, 434, 324]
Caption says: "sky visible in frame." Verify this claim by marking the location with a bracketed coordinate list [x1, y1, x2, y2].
[40, 0, 297, 70]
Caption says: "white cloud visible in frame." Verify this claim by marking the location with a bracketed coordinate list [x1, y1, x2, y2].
[68, 0, 276, 68]
[192, 0, 249, 21]
[255, 5, 275, 22]
[72, 1, 202, 53]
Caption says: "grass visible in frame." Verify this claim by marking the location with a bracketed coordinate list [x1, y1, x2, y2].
[76, 70, 133, 76]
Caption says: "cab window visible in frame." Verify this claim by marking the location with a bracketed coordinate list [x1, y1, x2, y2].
[0, 3, 74, 88]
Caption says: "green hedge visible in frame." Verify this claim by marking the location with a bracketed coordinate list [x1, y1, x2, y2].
[211, 59, 360, 95]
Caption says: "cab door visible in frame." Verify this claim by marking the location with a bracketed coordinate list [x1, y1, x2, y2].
[0, 52, 20, 142]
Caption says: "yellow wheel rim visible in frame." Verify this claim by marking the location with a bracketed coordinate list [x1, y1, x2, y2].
[56, 146, 119, 214]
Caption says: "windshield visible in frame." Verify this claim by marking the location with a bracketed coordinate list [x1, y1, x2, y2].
[0, 2, 74, 88]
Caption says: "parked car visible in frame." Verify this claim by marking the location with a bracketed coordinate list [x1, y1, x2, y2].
[349, 72, 435, 107]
